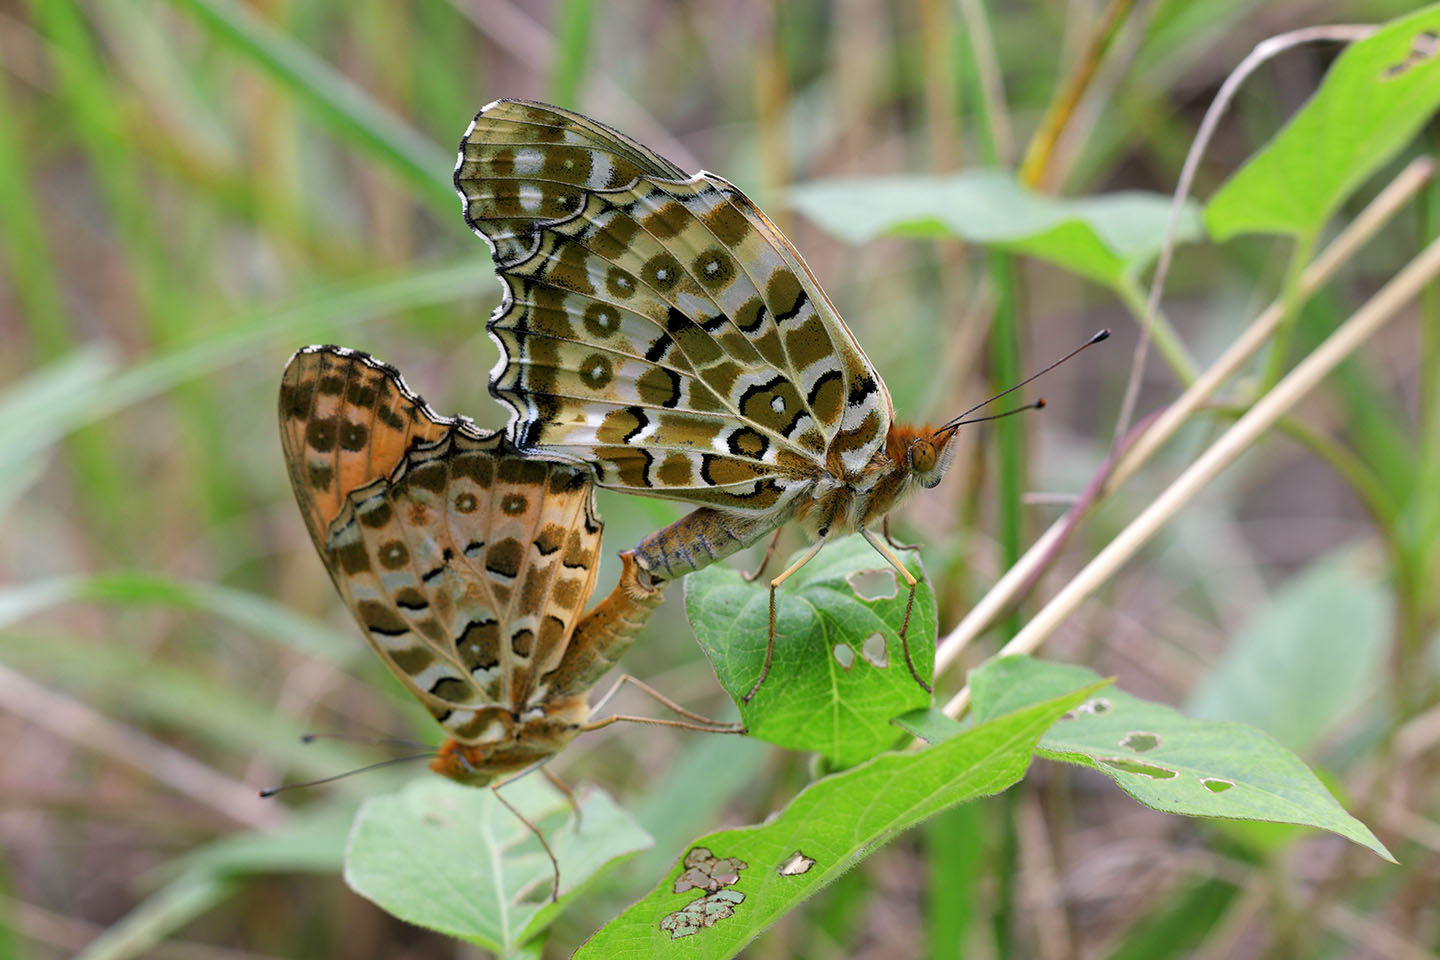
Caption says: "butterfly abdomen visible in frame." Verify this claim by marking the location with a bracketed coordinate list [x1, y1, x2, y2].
[544, 552, 666, 695]
[632, 508, 782, 584]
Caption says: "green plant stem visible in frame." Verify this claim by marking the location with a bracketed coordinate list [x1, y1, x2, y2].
[1116, 278, 1199, 385]
[965, 1, 1023, 950]
[1261, 232, 1319, 391]
[549, 0, 595, 107]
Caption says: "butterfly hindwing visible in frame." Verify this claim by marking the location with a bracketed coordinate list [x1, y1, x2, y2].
[456, 99, 894, 515]
[279, 347, 604, 747]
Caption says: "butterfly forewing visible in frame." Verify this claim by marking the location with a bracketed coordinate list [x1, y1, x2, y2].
[278, 346, 456, 561]
[456, 99, 894, 515]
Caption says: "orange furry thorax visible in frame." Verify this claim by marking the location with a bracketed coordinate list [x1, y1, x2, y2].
[884, 423, 937, 467]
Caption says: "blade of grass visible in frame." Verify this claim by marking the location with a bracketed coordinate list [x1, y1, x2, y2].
[165, 0, 454, 210]
[4, 262, 490, 451]
[548, 0, 595, 107]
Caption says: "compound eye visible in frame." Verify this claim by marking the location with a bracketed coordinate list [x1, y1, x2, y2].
[910, 440, 937, 474]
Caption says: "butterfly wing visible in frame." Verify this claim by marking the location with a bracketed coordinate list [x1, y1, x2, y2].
[278, 346, 457, 565]
[456, 99, 893, 517]
[279, 346, 604, 745]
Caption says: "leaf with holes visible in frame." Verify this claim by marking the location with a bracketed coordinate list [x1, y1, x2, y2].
[789, 170, 1201, 289]
[345, 776, 652, 954]
[684, 534, 935, 766]
[1206, 4, 1440, 240]
[949, 657, 1392, 861]
[576, 676, 1102, 959]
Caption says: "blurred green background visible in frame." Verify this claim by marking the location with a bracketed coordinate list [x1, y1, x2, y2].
[2, 0, 1437, 957]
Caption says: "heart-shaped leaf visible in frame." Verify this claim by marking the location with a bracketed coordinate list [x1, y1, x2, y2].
[684, 534, 934, 766]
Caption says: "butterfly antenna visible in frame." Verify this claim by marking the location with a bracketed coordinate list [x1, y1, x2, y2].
[938, 398, 1046, 437]
[943, 329, 1109, 430]
[300, 732, 434, 749]
[258, 752, 436, 798]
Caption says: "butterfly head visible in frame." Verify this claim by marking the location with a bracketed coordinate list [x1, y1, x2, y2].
[431, 741, 506, 786]
[884, 423, 962, 490]
[906, 425, 962, 489]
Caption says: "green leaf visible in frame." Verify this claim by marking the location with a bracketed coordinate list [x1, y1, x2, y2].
[1206, 4, 1440, 240]
[684, 535, 935, 766]
[576, 677, 1102, 958]
[788, 171, 1201, 288]
[970, 656, 1394, 861]
[345, 776, 651, 954]
[892, 706, 971, 743]
[1186, 550, 1389, 754]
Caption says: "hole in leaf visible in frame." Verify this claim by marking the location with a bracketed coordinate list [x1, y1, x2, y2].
[1382, 29, 1439, 78]
[1099, 757, 1177, 779]
[861, 633, 888, 668]
[1119, 731, 1160, 752]
[1201, 777, 1234, 793]
[673, 847, 749, 893]
[847, 568, 897, 600]
[833, 643, 856, 669]
[661, 889, 746, 939]
[778, 850, 815, 876]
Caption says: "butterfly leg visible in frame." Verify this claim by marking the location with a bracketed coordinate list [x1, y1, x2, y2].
[542, 766, 585, 831]
[882, 515, 922, 552]
[860, 528, 932, 694]
[489, 778, 563, 903]
[741, 528, 784, 582]
[585, 673, 746, 733]
[744, 537, 827, 703]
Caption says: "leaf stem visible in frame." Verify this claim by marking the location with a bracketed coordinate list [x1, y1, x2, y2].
[1115, 278, 1198, 385]
[1260, 232, 1319, 391]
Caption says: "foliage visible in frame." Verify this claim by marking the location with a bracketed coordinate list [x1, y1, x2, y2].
[2, 1, 1437, 958]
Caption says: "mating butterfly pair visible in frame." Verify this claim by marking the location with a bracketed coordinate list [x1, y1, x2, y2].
[279, 98, 1075, 898]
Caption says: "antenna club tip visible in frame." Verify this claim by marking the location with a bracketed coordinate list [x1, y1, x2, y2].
[1091, 329, 1111, 343]
[300, 733, 317, 743]
[1035, 397, 1047, 409]
[258, 788, 278, 799]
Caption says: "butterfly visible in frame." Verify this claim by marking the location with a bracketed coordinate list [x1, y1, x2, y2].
[454, 99, 983, 699]
[278, 344, 738, 895]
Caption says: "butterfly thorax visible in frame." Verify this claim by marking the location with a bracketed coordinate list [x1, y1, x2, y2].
[790, 422, 957, 538]
[430, 694, 591, 785]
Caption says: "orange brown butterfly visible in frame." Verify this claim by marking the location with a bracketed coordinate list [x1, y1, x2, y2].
[454, 99, 1105, 698]
[276, 344, 740, 897]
